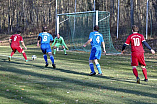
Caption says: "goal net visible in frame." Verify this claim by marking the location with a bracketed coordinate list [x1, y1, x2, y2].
[57, 11, 119, 54]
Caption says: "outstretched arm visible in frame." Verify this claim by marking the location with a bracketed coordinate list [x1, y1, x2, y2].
[121, 44, 127, 54]
[143, 41, 155, 54]
[83, 39, 92, 47]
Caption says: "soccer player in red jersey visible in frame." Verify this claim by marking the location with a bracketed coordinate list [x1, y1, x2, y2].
[121, 25, 155, 84]
[8, 30, 28, 62]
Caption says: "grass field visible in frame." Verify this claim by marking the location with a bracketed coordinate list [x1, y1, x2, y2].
[0, 46, 157, 104]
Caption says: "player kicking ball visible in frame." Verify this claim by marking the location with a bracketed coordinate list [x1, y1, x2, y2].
[8, 30, 28, 62]
[51, 33, 68, 55]
[83, 25, 106, 76]
[37, 26, 56, 68]
[121, 25, 155, 84]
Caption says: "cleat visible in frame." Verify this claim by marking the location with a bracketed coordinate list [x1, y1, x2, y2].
[144, 79, 148, 82]
[97, 73, 103, 76]
[89, 72, 96, 76]
[25, 60, 28, 62]
[65, 54, 67, 55]
[136, 78, 140, 84]
[8, 56, 11, 61]
[45, 63, 48, 67]
[52, 64, 56, 69]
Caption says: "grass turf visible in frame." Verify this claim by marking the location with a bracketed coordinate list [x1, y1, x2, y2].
[0, 46, 157, 104]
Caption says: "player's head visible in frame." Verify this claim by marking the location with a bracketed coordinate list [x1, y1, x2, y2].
[57, 33, 60, 38]
[43, 26, 48, 32]
[132, 25, 139, 32]
[94, 25, 99, 31]
[16, 29, 21, 34]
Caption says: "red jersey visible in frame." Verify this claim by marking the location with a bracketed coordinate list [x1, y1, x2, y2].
[125, 33, 145, 52]
[9, 34, 23, 47]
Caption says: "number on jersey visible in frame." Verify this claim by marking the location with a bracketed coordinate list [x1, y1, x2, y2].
[96, 36, 100, 43]
[14, 36, 17, 41]
[133, 38, 140, 46]
[43, 36, 47, 41]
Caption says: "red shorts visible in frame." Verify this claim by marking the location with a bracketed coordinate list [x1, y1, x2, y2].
[131, 52, 146, 66]
[11, 45, 23, 53]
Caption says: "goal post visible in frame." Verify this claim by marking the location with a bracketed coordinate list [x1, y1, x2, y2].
[57, 10, 120, 54]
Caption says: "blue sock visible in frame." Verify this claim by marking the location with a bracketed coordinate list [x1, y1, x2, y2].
[50, 55, 54, 64]
[89, 63, 95, 73]
[43, 55, 48, 63]
[96, 64, 102, 74]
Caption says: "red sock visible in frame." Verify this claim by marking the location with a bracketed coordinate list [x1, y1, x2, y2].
[142, 68, 148, 79]
[11, 52, 15, 57]
[22, 52, 27, 60]
[133, 68, 138, 78]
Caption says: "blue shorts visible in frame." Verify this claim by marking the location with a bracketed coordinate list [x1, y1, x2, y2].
[89, 47, 101, 60]
[41, 43, 52, 54]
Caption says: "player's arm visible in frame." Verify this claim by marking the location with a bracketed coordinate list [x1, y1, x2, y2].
[143, 41, 155, 54]
[9, 39, 12, 46]
[9, 36, 12, 46]
[121, 43, 128, 54]
[37, 36, 41, 47]
[51, 38, 56, 47]
[102, 41, 106, 53]
[21, 41, 27, 50]
[83, 39, 92, 47]
[61, 38, 68, 49]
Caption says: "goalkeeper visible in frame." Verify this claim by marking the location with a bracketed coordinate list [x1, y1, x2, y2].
[51, 33, 68, 55]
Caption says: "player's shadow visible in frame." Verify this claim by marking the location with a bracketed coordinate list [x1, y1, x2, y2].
[1, 61, 157, 102]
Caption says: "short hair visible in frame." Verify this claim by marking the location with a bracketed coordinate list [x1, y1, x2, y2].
[16, 28, 21, 34]
[94, 25, 99, 31]
[132, 25, 139, 32]
[43, 26, 48, 32]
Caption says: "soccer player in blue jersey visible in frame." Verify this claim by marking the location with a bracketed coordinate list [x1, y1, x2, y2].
[83, 25, 106, 76]
[37, 26, 56, 68]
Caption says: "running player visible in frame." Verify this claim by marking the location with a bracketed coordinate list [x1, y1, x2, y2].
[8, 30, 28, 62]
[121, 25, 155, 84]
[37, 26, 56, 68]
[83, 25, 106, 76]
[51, 33, 68, 55]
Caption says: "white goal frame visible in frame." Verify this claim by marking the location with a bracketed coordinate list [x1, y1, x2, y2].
[56, 10, 99, 34]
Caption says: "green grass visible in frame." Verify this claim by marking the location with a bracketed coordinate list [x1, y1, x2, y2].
[0, 46, 157, 104]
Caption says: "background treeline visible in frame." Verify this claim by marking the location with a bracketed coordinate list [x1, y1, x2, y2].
[0, 0, 157, 39]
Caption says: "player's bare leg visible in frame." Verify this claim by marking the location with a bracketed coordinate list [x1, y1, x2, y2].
[48, 52, 56, 69]
[22, 50, 28, 62]
[88, 60, 96, 76]
[8, 51, 15, 61]
[94, 59, 102, 76]
[132, 66, 140, 84]
[141, 66, 148, 82]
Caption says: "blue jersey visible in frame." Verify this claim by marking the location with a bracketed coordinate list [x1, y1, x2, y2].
[38, 32, 53, 44]
[89, 31, 104, 47]
[89, 31, 104, 60]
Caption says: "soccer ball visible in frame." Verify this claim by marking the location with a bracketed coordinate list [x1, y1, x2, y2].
[32, 55, 37, 60]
